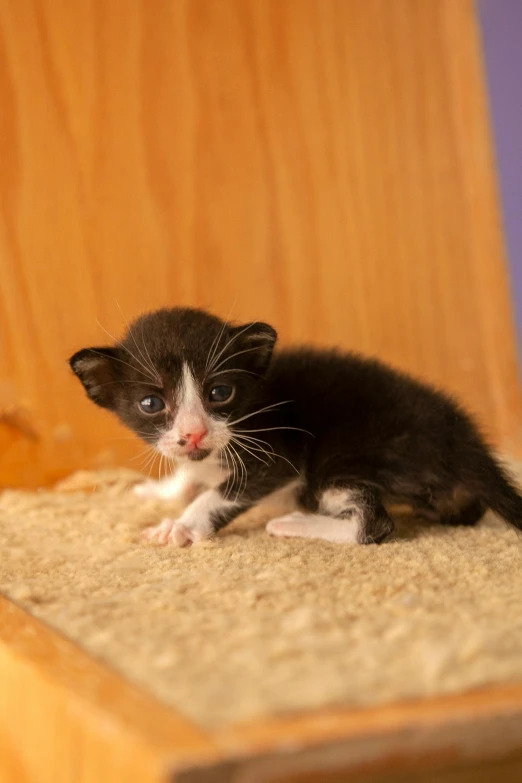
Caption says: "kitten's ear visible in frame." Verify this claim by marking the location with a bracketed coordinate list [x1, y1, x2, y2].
[230, 322, 277, 373]
[69, 347, 121, 409]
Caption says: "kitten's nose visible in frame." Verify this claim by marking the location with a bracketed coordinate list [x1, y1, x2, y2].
[178, 429, 208, 447]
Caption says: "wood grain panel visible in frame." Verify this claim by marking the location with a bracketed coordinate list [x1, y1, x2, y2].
[0, 0, 520, 486]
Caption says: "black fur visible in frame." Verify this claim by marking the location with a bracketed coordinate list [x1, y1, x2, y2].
[70, 307, 522, 542]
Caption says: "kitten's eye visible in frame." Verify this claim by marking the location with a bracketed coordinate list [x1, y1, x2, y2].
[209, 385, 234, 404]
[139, 395, 165, 414]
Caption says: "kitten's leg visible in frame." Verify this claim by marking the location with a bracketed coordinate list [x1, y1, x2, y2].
[267, 486, 394, 544]
[134, 467, 199, 503]
[415, 488, 486, 527]
[266, 511, 362, 543]
[440, 498, 486, 526]
[144, 487, 246, 546]
[145, 474, 295, 547]
[134, 456, 225, 503]
[412, 502, 441, 522]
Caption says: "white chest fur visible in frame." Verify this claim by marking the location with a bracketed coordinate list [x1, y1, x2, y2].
[134, 453, 229, 503]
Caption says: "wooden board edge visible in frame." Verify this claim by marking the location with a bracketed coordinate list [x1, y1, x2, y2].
[2, 593, 522, 782]
[197, 685, 522, 781]
[0, 594, 220, 782]
[220, 680, 522, 753]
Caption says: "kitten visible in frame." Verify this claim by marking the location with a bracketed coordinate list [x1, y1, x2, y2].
[69, 307, 522, 547]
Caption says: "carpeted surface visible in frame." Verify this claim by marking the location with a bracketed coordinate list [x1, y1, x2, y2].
[1, 467, 522, 728]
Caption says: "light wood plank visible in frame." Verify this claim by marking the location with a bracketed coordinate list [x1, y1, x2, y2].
[0, 0, 519, 487]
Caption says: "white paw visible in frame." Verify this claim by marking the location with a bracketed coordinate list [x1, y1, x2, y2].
[266, 511, 310, 537]
[143, 517, 176, 544]
[266, 511, 360, 544]
[143, 518, 209, 547]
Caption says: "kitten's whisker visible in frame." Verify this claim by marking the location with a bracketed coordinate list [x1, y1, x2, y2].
[238, 426, 314, 437]
[232, 434, 300, 475]
[139, 452, 158, 473]
[208, 368, 260, 380]
[129, 444, 156, 462]
[207, 322, 258, 375]
[231, 437, 271, 466]
[231, 431, 276, 453]
[140, 329, 161, 384]
[267, 452, 300, 476]
[231, 435, 275, 459]
[205, 318, 230, 375]
[234, 448, 244, 499]
[89, 349, 156, 384]
[205, 299, 237, 375]
[228, 442, 247, 501]
[227, 443, 238, 501]
[127, 304, 163, 383]
[142, 449, 159, 477]
[222, 445, 233, 500]
[221, 445, 232, 499]
[148, 454, 159, 478]
[227, 401, 293, 427]
[114, 299, 162, 384]
[160, 454, 167, 481]
[233, 447, 245, 500]
[96, 320, 159, 384]
[211, 345, 264, 375]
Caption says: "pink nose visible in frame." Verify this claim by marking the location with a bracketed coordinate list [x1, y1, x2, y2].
[184, 429, 208, 447]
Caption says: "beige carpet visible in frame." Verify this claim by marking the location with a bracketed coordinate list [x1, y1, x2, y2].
[1, 467, 522, 728]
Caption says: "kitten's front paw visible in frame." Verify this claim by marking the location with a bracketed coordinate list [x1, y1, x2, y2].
[143, 518, 209, 547]
[170, 522, 196, 547]
[143, 517, 176, 544]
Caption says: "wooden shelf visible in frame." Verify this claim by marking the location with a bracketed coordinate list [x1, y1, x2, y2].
[2, 595, 522, 782]
[1, 0, 521, 779]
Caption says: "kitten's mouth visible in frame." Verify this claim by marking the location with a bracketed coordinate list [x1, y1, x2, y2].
[187, 447, 212, 462]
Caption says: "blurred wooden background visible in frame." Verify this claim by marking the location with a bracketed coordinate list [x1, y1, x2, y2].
[0, 0, 520, 487]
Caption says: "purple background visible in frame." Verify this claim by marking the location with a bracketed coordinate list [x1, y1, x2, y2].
[478, 0, 522, 354]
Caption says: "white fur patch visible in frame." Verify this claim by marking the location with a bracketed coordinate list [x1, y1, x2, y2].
[144, 488, 238, 547]
[320, 487, 364, 517]
[178, 363, 201, 406]
[175, 363, 208, 438]
[134, 453, 228, 501]
[157, 363, 231, 458]
[134, 471, 197, 502]
[266, 511, 361, 544]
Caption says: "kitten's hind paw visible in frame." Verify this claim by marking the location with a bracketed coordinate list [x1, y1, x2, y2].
[266, 511, 361, 544]
[266, 512, 312, 538]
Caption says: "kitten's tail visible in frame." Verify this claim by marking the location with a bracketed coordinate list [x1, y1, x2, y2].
[477, 456, 522, 532]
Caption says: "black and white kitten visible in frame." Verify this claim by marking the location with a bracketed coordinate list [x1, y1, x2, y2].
[70, 307, 522, 547]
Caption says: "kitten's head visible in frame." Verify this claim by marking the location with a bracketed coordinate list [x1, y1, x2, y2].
[69, 308, 277, 462]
